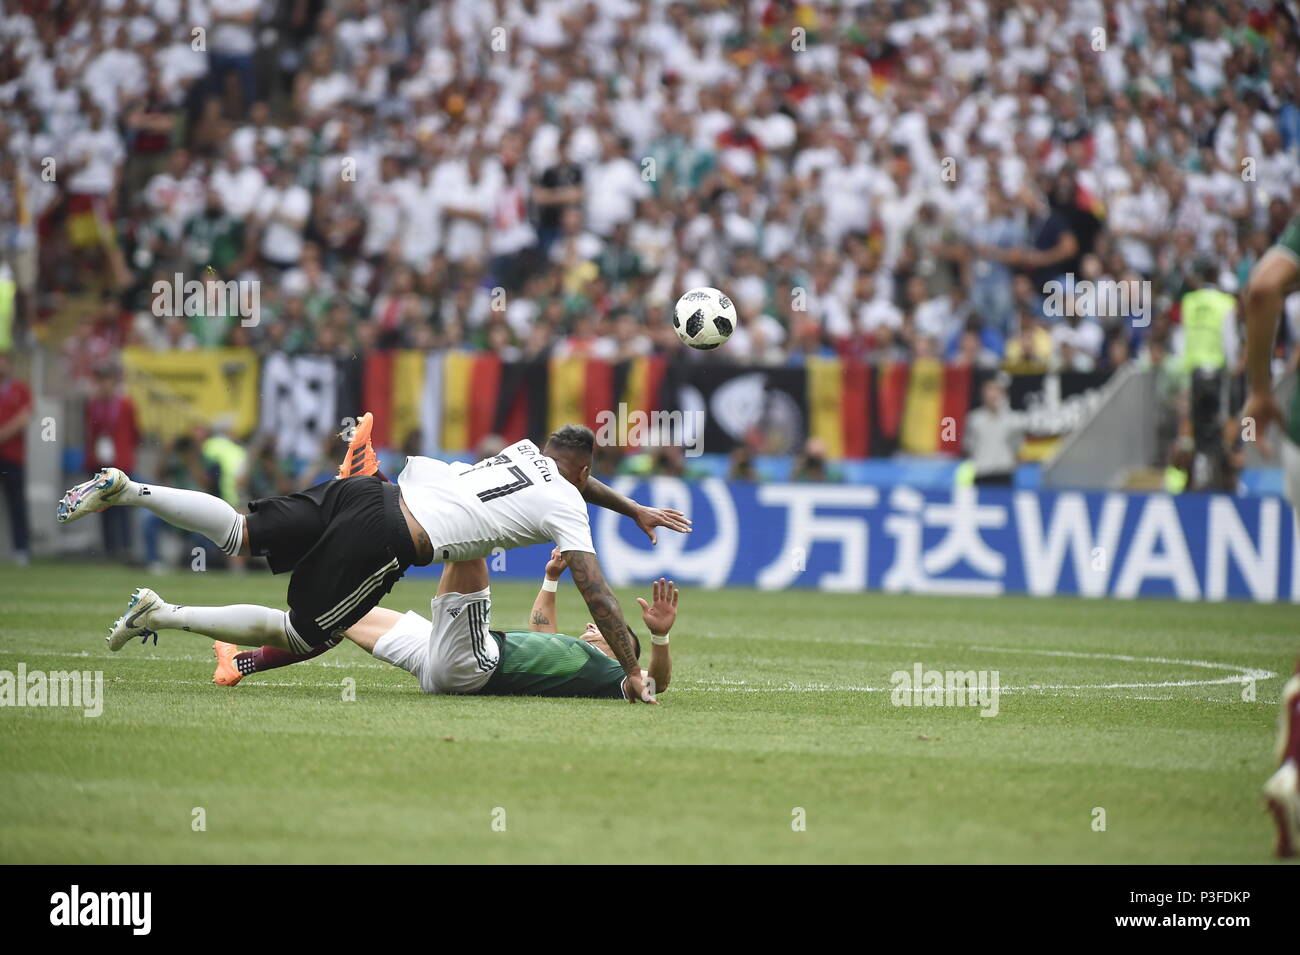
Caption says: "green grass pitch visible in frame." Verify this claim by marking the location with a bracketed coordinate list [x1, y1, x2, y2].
[0, 561, 1295, 864]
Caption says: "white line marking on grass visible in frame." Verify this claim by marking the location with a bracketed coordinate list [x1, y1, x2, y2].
[675, 645, 1277, 695]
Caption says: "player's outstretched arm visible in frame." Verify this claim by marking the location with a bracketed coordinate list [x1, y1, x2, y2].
[580, 475, 692, 545]
[527, 548, 566, 633]
[563, 550, 655, 704]
[636, 577, 677, 692]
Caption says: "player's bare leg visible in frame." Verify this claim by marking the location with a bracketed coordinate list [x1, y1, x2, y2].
[436, 558, 489, 596]
[1240, 235, 1300, 857]
[1264, 663, 1300, 858]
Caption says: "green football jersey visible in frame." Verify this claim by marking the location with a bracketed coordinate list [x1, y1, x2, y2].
[479, 630, 628, 700]
[1275, 214, 1300, 266]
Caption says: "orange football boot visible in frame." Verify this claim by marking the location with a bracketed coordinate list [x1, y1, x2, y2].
[212, 640, 244, 686]
[337, 411, 379, 478]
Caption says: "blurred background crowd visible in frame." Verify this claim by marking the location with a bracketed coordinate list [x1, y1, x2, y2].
[1, 0, 1299, 565]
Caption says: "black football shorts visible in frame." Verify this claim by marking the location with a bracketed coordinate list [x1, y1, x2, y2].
[245, 476, 417, 649]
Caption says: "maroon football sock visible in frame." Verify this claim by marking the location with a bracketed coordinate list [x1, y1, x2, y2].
[233, 638, 340, 676]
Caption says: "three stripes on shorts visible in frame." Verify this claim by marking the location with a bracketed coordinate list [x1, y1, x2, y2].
[315, 558, 400, 632]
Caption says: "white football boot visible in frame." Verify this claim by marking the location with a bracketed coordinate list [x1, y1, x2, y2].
[107, 587, 164, 652]
[57, 467, 130, 523]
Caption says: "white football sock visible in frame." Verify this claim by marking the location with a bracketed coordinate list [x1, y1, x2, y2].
[119, 482, 244, 555]
[150, 603, 291, 649]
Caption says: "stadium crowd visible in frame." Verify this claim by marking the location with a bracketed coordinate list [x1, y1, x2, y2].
[1, 0, 1298, 375]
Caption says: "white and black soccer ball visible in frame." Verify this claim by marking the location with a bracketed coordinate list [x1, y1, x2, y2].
[672, 287, 737, 350]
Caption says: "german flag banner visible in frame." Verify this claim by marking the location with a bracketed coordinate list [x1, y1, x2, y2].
[495, 357, 549, 444]
[806, 356, 873, 459]
[617, 355, 669, 419]
[361, 354, 1091, 460]
[365, 350, 506, 454]
[441, 351, 508, 453]
[546, 355, 625, 437]
[366, 352, 665, 455]
[870, 360, 909, 456]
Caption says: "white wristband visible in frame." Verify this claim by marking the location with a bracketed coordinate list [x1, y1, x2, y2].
[651, 631, 669, 646]
[540, 577, 559, 592]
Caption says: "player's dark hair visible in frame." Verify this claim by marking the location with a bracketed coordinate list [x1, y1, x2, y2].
[545, 424, 594, 459]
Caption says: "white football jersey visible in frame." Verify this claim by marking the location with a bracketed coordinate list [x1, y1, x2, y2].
[396, 439, 596, 563]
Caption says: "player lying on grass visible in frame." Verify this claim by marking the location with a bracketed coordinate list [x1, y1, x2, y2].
[1237, 213, 1300, 857]
[212, 549, 676, 702]
[57, 418, 689, 703]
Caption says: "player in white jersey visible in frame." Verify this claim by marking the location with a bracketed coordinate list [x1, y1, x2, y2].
[396, 438, 596, 563]
[56, 422, 688, 703]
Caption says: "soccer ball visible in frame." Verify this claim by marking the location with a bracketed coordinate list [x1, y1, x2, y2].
[672, 287, 736, 350]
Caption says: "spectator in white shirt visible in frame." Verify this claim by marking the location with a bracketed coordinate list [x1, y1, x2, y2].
[585, 131, 651, 238]
[209, 146, 266, 220]
[258, 164, 312, 270]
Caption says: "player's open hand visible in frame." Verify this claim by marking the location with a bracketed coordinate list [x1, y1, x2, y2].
[634, 505, 692, 546]
[635, 577, 678, 636]
[544, 547, 568, 580]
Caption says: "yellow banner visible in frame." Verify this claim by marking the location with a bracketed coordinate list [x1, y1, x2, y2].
[391, 350, 426, 452]
[806, 356, 845, 459]
[441, 350, 473, 452]
[122, 347, 259, 440]
[899, 358, 944, 454]
[548, 356, 586, 438]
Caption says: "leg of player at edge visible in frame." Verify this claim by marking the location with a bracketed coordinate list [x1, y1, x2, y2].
[1238, 217, 1300, 857]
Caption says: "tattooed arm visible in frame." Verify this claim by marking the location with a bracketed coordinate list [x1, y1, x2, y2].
[563, 550, 655, 703]
[526, 549, 566, 634]
[580, 476, 692, 546]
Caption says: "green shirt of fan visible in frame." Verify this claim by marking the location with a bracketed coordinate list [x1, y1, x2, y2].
[1180, 288, 1235, 372]
[481, 630, 627, 700]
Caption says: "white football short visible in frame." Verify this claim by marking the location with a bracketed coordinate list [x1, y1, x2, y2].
[371, 587, 499, 694]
